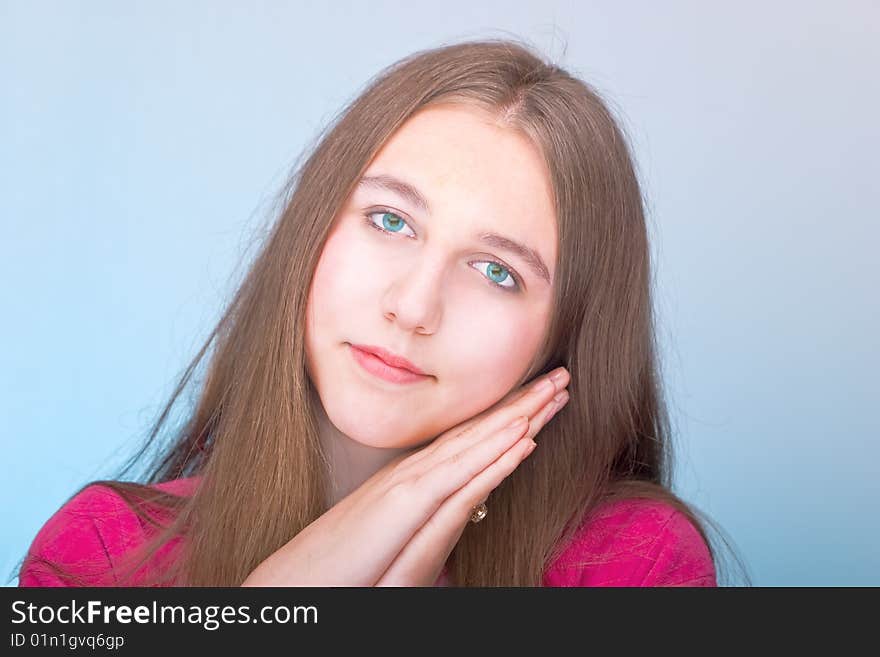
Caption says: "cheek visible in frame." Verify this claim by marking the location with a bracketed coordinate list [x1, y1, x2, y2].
[433, 308, 547, 425]
[308, 224, 373, 324]
[305, 224, 365, 379]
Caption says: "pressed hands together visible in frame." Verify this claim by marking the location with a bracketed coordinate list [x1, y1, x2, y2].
[241, 366, 571, 587]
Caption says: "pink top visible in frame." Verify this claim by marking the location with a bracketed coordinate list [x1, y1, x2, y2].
[19, 476, 716, 587]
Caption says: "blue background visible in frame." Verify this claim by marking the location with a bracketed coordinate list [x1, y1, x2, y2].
[2, 1, 877, 585]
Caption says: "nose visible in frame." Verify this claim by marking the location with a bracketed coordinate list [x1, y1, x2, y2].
[381, 259, 444, 335]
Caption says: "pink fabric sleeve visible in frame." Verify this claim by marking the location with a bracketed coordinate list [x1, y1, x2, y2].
[543, 498, 717, 587]
[18, 484, 138, 586]
[19, 478, 193, 587]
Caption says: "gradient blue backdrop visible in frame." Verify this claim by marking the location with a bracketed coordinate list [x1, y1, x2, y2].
[2, 1, 877, 586]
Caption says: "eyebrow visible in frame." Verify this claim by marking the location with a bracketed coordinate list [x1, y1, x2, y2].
[357, 174, 552, 285]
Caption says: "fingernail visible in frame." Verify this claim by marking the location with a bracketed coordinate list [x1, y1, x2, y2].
[552, 390, 567, 404]
[550, 368, 569, 385]
[524, 439, 537, 456]
[548, 396, 568, 421]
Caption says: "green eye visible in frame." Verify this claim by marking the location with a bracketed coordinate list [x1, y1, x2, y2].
[472, 261, 518, 291]
[365, 210, 416, 237]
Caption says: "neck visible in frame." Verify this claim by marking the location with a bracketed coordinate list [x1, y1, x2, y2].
[312, 396, 415, 507]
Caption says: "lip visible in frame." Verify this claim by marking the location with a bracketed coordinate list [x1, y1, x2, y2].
[348, 343, 431, 384]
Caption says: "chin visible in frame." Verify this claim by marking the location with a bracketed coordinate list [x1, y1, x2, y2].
[325, 403, 406, 448]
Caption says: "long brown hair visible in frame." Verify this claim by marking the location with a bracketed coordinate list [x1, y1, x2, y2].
[16, 37, 748, 586]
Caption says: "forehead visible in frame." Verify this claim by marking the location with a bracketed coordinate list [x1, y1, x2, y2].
[362, 103, 558, 272]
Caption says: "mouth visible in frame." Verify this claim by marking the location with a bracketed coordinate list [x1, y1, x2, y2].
[347, 343, 432, 385]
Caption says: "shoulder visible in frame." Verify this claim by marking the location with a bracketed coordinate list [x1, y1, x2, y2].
[543, 497, 717, 587]
[18, 476, 199, 587]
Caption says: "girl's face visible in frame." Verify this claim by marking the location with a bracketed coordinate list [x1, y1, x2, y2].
[305, 103, 558, 449]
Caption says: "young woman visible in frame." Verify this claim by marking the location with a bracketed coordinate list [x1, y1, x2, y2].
[17, 38, 738, 587]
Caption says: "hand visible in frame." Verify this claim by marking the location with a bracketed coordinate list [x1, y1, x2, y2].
[374, 366, 571, 586]
[240, 366, 570, 587]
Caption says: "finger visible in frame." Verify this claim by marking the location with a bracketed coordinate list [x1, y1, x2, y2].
[361, 385, 568, 542]
[452, 366, 569, 440]
[374, 503, 466, 586]
[523, 388, 569, 443]
[414, 384, 569, 503]
[379, 414, 527, 522]
[430, 367, 568, 448]
[409, 377, 568, 473]
[373, 391, 572, 587]
[376, 430, 540, 586]
[342, 419, 524, 586]
[411, 406, 543, 505]
[401, 368, 569, 473]
[443, 432, 539, 523]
